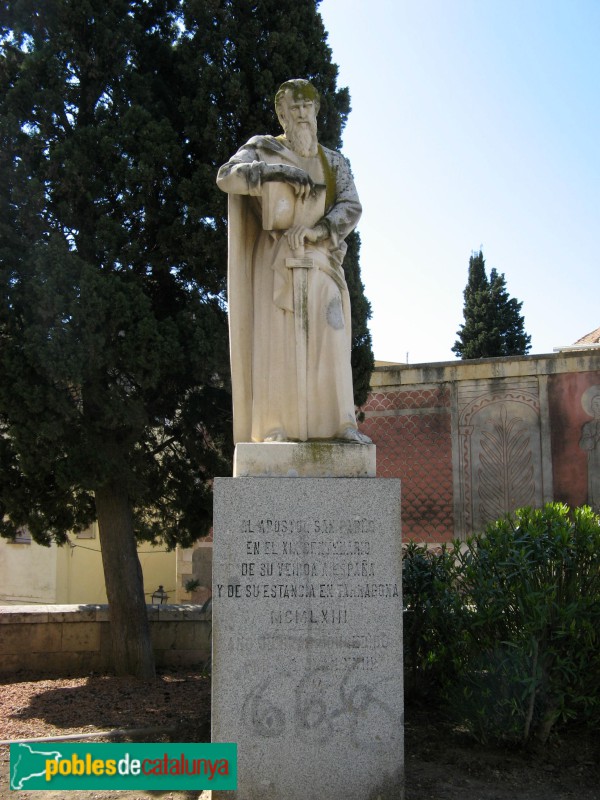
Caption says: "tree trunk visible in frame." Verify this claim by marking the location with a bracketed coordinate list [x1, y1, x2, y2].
[95, 482, 156, 678]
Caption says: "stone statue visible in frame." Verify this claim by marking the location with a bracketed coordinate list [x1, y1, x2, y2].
[217, 78, 371, 445]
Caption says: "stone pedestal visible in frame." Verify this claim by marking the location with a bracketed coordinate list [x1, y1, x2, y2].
[212, 468, 403, 800]
[233, 441, 376, 477]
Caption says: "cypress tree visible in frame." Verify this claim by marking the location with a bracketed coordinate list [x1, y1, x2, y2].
[489, 268, 532, 356]
[453, 251, 531, 359]
[0, 0, 232, 678]
[344, 231, 374, 411]
[0, 0, 373, 676]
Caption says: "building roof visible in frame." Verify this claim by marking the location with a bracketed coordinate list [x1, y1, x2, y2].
[573, 326, 600, 345]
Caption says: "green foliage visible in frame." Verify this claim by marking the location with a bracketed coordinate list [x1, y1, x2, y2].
[403, 504, 600, 744]
[452, 250, 531, 359]
[343, 231, 374, 410]
[0, 0, 233, 548]
[455, 504, 600, 743]
[402, 541, 465, 696]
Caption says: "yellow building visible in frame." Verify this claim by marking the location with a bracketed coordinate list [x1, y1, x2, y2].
[0, 523, 177, 605]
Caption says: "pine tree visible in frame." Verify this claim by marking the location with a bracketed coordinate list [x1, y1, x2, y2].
[453, 251, 531, 359]
[0, 0, 373, 676]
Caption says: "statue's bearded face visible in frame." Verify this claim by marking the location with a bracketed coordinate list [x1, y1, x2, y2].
[280, 90, 319, 158]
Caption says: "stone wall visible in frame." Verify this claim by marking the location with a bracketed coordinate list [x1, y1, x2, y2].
[0, 604, 211, 677]
[361, 349, 600, 542]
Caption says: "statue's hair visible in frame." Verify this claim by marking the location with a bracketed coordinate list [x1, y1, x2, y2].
[275, 79, 320, 117]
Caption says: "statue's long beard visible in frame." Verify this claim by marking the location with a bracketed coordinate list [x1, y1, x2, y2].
[285, 119, 318, 158]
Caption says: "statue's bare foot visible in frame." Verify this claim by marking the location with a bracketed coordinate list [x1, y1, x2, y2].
[264, 430, 287, 442]
[338, 427, 372, 445]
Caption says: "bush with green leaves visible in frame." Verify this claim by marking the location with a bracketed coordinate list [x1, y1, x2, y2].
[402, 541, 466, 697]
[452, 503, 600, 744]
[403, 504, 600, 744]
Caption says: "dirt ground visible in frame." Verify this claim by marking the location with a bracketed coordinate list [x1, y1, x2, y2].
[1, 669, 599, 800]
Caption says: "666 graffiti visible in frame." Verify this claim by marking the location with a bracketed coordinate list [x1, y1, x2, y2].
[240, 658, 401, 750]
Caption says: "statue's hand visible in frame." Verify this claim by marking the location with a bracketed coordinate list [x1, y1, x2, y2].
[261, 163, 315, 201]
[285, 224, 325, 252]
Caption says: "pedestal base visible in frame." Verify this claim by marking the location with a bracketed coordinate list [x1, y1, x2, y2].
[212, 476, 403, 800]
[233, 442, 376, 478]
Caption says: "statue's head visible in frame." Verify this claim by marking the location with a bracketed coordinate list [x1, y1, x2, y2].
[275, 79, 320, 157]
[275, 79, 320, 118]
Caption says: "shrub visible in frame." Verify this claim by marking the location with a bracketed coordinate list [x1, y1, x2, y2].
[402, 541, 465, 697]
[451, 503, 600, 743]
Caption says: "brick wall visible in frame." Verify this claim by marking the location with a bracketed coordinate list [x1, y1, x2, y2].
[360, 350, 600, 543]
[362, 387, 454, 543]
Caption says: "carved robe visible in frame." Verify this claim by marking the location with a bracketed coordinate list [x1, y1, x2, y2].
[217, 135, 362, 444]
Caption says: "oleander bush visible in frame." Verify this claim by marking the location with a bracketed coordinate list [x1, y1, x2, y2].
[402, 541, 466, 696]
[403, 503, 600, 744]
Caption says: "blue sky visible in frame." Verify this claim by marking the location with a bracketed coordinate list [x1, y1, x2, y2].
[319, 0, 600, 364]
